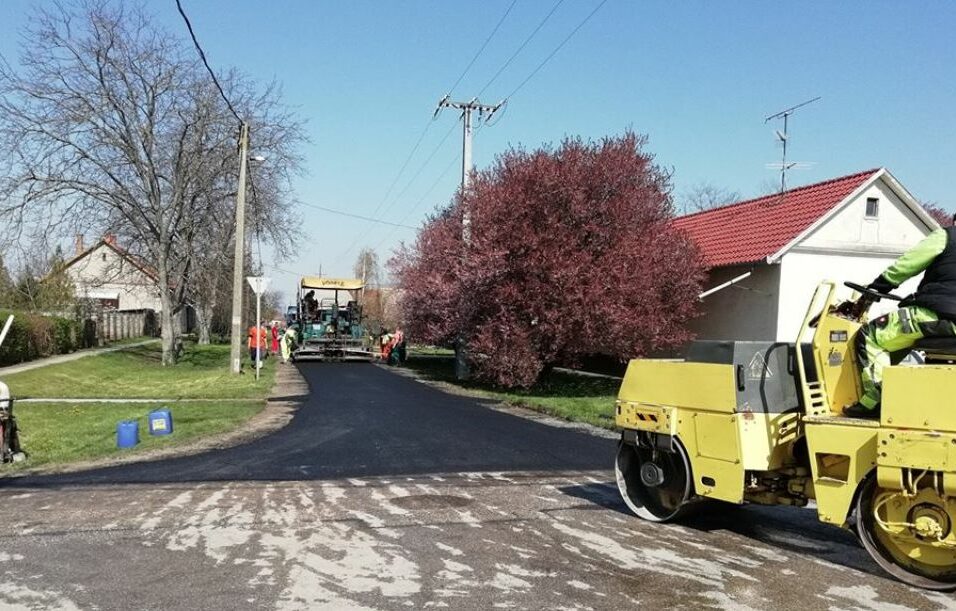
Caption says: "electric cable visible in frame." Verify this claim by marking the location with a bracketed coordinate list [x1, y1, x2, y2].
[336, 120, 457, 265]
[336, 2, 521, 266]
[475, 0, 565, 98]
[446, 0, 519, 97]
[503, 0, 608, 100]
[372, 151, 462, 253]
[174, 0, 242, 123]
[299, 202, 417, 229]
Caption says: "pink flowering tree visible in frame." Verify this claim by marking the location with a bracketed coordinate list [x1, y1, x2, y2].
[391, 132, 704, 387]
[923, 202, 953, 228]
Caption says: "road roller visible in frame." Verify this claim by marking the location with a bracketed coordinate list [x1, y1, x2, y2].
[615, 280, 956, 590]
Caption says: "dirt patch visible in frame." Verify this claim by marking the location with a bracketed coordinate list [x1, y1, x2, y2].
[1, 362, 308, 478]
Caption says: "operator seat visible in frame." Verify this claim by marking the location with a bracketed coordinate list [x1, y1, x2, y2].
[912, 337, 956, 362]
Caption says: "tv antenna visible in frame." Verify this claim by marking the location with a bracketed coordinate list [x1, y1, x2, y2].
[765, 96, 820, 194]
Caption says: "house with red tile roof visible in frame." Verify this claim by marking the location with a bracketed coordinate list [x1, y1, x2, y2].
[675, 168, 938, 341]
[62, 234, 162, 312]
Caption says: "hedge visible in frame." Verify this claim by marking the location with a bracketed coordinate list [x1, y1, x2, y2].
[0, 310, 89, 367]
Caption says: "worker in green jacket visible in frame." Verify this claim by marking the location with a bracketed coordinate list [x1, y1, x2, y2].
[847, 221, 956, 418]
[280, 325, 298, 364]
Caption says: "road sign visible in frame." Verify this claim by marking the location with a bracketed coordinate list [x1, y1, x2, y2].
[246, 276, 271, 296]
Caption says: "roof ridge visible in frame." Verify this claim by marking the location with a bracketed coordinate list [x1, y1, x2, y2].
[675, 168, 881, 221]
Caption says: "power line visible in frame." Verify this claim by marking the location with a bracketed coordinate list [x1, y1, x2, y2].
[336, 3, 521, 266]
[299, 202, 417, 229]
[363, 119, 433, 225]
[503, 0, 608, 100]
[372, 151, 463, 253]
[446, 0, 519, 96]
[174, 0, 242, 123]
[476, 0, 566, 98]
[335, 121, 458, 265]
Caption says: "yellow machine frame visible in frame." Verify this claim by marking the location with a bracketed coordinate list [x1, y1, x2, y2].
[615, 280, 956, 589]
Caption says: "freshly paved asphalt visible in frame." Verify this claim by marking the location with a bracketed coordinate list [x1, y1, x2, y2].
[0, 363, 950, 610]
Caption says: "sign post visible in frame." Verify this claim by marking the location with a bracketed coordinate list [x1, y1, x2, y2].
[246, 276, 271, 380]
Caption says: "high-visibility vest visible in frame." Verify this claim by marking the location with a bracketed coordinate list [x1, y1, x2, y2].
[247, 326, 267, 349]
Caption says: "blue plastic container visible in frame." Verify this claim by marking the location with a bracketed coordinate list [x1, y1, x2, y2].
[148, 409, 173, 436]
[116, 420, 139, 448]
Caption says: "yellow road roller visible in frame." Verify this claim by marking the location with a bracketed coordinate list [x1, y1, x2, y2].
[615, 281, 956, 590]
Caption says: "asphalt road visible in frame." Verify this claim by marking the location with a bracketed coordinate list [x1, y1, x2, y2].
[0, 363, 952, 610]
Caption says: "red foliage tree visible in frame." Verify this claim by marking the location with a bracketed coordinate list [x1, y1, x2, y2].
[391, 132, 704, 387]
[922, 202, 954, 227]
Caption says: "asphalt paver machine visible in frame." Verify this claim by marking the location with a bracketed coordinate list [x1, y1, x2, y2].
[615, 281, 956, 590]
[292, 277, 374, 362]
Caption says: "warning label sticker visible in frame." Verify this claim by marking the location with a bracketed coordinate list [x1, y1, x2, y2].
[748, 353, 773, 380]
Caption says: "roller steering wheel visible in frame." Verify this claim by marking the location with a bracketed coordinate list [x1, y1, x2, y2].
[844, 281, 902, 302]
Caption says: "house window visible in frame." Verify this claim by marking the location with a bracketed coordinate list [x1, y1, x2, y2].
[101, 252, 107, 261]
[865, 197, 879, 218]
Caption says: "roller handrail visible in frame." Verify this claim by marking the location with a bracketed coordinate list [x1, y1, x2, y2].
[795, 282, 836, 416]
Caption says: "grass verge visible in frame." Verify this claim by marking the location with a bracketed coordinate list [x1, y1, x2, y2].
[401, 354, 620, 430]
[4, 342, 277, 400]
[9, 400, 264, 469]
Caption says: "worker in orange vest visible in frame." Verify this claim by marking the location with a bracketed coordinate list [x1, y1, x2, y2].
[247, 323, 267, 368]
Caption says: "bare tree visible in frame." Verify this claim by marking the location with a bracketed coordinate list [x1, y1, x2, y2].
[680, 181, 741, 214]
[0, 2, 303, 363]
[353, 247, 388, 332]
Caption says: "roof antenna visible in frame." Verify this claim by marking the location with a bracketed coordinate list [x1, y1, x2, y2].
[764, 96, 820, 198]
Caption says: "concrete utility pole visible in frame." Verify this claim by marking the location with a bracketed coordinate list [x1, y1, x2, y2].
[229, 122, 250, 374]
[435, 97, 503, 241]
[434, 97, 503, 380]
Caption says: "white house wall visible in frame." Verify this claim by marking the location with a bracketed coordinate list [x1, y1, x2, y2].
[66, 244, 162, 311]
[775, 251, 924, 341]
[691, 264, 780, 341]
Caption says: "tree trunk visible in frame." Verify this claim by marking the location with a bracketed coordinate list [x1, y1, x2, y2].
[159, 290, 176, 366]
[197, 303, 213, 345]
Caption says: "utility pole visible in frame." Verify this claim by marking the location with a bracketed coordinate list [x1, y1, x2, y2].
[229, 122, 250, 374]
[435, 96, 503, 241]
[435, 96, 503, 379]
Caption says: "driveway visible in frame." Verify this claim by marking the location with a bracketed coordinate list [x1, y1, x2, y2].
[0, 363, 950, 610]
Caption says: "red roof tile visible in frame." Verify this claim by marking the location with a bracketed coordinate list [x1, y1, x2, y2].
[674, 169, 880, 268]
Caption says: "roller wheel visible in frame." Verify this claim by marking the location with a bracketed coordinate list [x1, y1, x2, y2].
[856, 473, 956, 591]
[615, 437, 693, 522]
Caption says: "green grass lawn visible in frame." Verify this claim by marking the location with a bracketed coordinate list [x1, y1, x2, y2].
[401, 354, 620, 430]
[10, 400, 263, 469]
[4, 342, 277, 400]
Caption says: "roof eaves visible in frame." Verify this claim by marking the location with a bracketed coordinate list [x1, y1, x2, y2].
[879, 168, 939, 231]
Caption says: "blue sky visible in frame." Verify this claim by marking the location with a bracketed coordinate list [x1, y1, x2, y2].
[1, 1, 954, 293]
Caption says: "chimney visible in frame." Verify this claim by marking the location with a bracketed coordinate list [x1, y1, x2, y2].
[103, 233, 116, 246]
[74, 234, 84, 256]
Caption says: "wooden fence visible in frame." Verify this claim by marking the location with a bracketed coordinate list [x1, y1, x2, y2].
[95, 309, 158, 343]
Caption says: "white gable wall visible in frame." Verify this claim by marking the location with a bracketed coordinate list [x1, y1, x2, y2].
[798, 179, 930, 254]
[66, 244, 162, 311]
[774, 177, 932, 341]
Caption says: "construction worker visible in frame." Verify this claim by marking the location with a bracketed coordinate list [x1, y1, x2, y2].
[281, 325, 297, 363]
[303, 290, 318, 321]
[247, 323, 267, 368]
[848, 219, 956, 418]
[380, 329, 392, 361]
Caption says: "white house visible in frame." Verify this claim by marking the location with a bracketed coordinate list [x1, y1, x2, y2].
[63, 235, 163, 312]
[675, 168, 938, 342]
